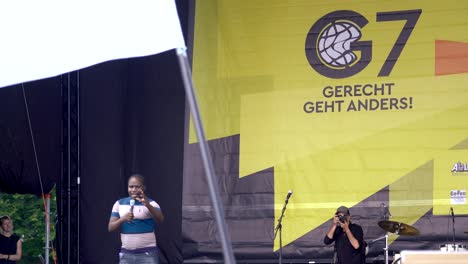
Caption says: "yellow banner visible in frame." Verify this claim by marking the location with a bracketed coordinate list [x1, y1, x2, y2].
[191, 0, 468, 249]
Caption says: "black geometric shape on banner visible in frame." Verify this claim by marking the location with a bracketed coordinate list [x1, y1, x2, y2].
[183, 134, 276, 262]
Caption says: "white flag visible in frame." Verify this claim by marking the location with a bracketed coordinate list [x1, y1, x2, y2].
[0, 0, 185, 88]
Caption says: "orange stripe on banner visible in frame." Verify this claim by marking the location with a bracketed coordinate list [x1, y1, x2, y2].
[435, 40, 468, 76]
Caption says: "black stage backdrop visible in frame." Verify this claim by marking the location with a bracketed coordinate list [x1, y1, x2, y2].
[0, 79, 61, 195]
[72, 0, 189, 262]
[79, 50, 186, 263]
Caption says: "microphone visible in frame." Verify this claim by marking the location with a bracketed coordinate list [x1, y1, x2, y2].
[450, 207, 455, 223]
[129, 199, 135, 213]
[285, 190, 293, 203]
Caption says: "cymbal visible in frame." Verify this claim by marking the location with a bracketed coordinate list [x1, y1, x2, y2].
[378, 220, 420, 236]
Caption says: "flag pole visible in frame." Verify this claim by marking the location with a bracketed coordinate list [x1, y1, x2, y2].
[176, 47, 236, 264]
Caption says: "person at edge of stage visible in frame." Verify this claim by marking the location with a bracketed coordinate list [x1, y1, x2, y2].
[324, 206, 365, 264]
[0, 215, 22, 264]
[108, 174, 164, 264]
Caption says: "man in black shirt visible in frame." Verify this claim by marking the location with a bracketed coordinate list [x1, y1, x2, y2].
[323, 206, 365, 264]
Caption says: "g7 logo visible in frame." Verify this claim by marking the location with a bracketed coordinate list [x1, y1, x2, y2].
[305, 10, 422, 79]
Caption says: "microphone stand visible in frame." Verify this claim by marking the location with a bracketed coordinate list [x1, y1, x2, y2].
[382, 203, 391, 221]
[370, 235, 389, 264]
[332, 244, 338, 264]
[378, 203, 390, 263]
[451, 208, 456, 251]
[274, 193, 291, 264]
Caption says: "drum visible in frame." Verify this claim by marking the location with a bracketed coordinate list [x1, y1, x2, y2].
[439, 244, 467, 252]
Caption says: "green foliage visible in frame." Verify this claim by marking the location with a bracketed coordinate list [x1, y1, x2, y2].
[0, 188, 56, 264]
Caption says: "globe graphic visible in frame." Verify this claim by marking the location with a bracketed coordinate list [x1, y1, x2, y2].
[317, 21, 361, 67]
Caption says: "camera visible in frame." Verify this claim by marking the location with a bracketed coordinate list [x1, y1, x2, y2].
[338, 215, 347, 223]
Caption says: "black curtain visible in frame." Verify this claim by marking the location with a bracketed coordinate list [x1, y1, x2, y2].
[77, 1, 189, 262]
[79, 49, 186, 263]
[0, 79, 61, 195]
